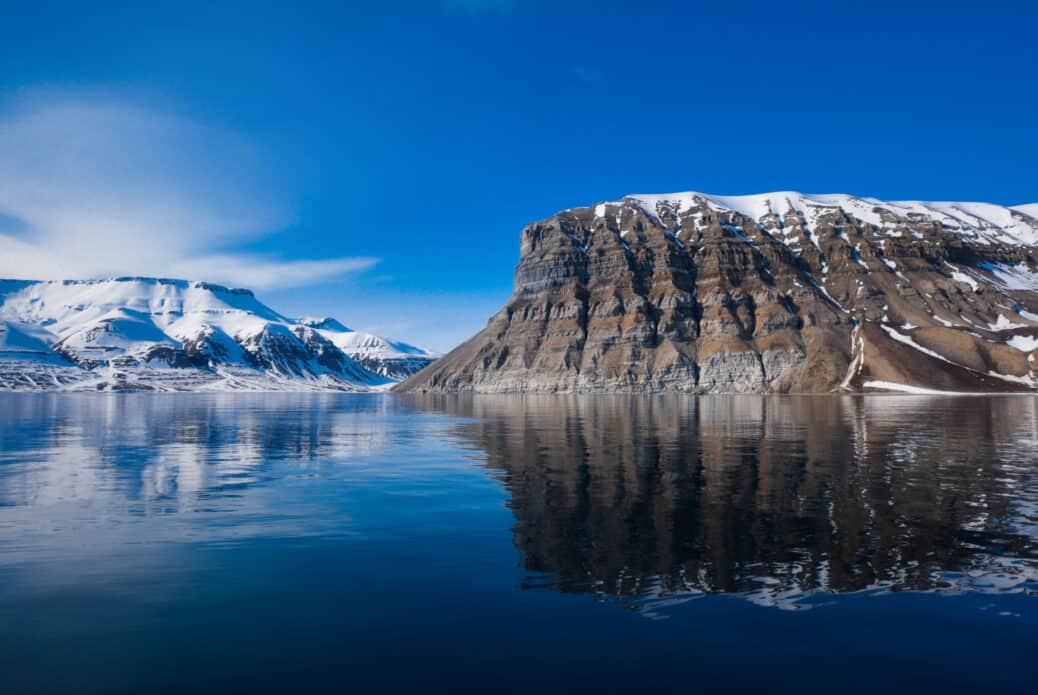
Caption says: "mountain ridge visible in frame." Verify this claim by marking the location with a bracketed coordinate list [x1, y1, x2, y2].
[0, 277, 437, 391]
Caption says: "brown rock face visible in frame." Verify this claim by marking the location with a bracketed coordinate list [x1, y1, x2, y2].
[400, 192, 1038, 393]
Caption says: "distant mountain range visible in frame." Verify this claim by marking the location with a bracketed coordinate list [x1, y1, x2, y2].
[0, 277, 437, 391]
[400, 191, 1038, 394]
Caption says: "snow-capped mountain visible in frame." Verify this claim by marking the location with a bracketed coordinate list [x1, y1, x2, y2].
[0, 277, 437, 392]
[297, 317, 439, 380]
[401, 191, 1038, 394]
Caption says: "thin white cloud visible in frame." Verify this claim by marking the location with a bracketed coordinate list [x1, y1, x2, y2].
[0, 89, 376, 289]
[166, 255, 378, 291]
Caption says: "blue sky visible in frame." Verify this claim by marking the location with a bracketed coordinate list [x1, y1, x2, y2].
[0, 0, 1035, 351]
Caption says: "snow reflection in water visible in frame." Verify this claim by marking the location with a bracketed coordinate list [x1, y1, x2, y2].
[1, 393, 1037, 692]
[0, 393, 1035, 611]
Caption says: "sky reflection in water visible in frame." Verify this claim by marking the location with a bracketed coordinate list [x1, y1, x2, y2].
[0, 393, 1035, 692]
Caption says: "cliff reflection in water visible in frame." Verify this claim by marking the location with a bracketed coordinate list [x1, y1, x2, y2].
[1, 393, 1035, 611]
[422, 395, 1038, 607]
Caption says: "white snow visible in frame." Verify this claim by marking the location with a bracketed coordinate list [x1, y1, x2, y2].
[881, 325, 951, 363]
[808, 277, 846, 313]
[0, 278, 436, 391]
[0, 320, 57, 354]
[988, 315, 1028, 331]
[1007, 335, 1038, 352]
[313, 325, 437, 361]
[987, 371, 1038, 386]
[880, 257, 907, 281]
[852, 244, 868, 269]
[624, 191, 1038, 247]
[979, 262, 1038, 292]
[0, 278, 284, 338]
[839, 324, 864, 390]
[880, 322, 1036, 387]
[862, 380, 972, 395]
[944, 262, 980, 292]
[917, 202, 1038, 246]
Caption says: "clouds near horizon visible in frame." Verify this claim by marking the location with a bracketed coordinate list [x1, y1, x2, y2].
[0, 90, 377, 289]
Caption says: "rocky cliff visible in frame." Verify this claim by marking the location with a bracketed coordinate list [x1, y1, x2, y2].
[400, 192, 1038, 393]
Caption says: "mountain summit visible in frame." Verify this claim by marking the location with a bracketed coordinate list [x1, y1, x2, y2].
[400, 191, 1038, 394]
[0, 277, 436, 391]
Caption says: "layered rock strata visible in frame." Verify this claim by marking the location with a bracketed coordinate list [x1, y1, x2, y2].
[400, 192, 1038, 393]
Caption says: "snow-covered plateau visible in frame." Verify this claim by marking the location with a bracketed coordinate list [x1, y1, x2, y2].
[0, 278, 437, 392]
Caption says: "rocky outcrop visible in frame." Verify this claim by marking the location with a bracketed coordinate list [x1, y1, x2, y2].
[400, 192, 1038, 393]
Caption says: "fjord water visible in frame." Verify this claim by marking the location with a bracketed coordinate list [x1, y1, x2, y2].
[0, 394, 1035, 693]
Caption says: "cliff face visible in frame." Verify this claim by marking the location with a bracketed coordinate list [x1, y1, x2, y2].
[400, 192, 1038, 393]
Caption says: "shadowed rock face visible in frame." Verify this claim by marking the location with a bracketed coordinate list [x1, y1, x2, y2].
[416, 394, 1038, 606]
[400, 192, 1038, 393]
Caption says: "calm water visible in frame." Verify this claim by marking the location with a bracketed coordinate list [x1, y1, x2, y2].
[0, 394, 1036, 693]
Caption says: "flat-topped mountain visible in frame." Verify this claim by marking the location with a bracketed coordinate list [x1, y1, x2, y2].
[0, 277, 436, 391]
[400, 191, 1038, 394]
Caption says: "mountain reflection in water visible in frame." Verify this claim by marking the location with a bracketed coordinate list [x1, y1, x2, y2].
[423, 395, 1038, 608]
[1, 393, 1036, 692]
[1, 394, 1036, 612]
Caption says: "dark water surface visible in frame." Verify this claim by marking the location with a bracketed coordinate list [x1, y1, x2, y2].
[0, 394, 1036, 693]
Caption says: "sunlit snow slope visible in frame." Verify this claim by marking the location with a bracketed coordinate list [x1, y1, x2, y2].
[0, 278, 437, 392]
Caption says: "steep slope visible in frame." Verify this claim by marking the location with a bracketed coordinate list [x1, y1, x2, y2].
[1013, 203, 1038, 221]
[0, 278, 435, 391]
[400, 192, 1038, 394]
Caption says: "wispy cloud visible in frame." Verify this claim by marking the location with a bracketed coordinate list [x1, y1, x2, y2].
[440, 0, 515, 15]
[0, 89, 377, 289]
